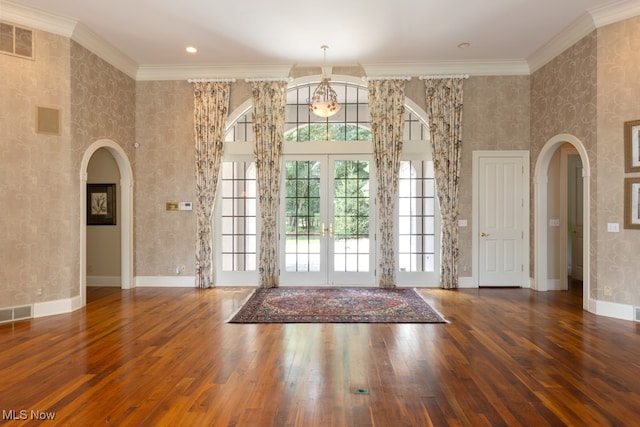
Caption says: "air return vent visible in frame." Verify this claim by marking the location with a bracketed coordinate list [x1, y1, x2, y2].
[36, 106, 61, 135]
[0, 305, 33, 324]
[0, 21, 34, 59]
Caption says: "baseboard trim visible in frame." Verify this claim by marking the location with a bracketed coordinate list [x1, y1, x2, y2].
[33, 295, 83, 318]
[457, 276, 476, 288]
[134, 276, 196, 287]
[590, 298, 634, 321]
[87, 276, 121, 287]
[546, 279, 565, 291]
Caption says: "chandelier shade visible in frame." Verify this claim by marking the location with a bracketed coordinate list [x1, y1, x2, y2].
[309, 78, 341, 118]
[309, 45, 341, 118]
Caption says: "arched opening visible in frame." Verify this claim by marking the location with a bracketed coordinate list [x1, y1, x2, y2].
[218, 75, 438, 286]
[534, 134, 591, 311]
[80, 140, 134, 306]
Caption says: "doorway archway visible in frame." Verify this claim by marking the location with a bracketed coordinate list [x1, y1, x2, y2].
[80, 140, 134, 306]
[534, 134, 591, 311]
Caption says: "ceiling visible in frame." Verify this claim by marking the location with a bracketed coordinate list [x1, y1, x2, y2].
[3, 0, 640, 79]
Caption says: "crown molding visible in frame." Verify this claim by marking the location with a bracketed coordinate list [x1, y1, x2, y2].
[527, 12, 596, 74]
[528, 0, 640, 73]
[137, 60, 530, 81]
[72, 22, 138, 79]
[1, 0, 75, 37]
[2, 1, 139, 79]
[6, 0, 640, 82]
[136, 64, 294, 81]
[589, 0, 640, 27]
[361, 60, 530, 77]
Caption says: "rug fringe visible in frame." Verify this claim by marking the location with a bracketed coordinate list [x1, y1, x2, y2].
[413, 288, 450, 323]
[225, 289, 257, 323]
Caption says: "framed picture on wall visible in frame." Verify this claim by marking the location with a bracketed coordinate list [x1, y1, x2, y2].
[624, 177, 640, 229]
[624, 119, 640, 173]
[87, 183, 116, 225]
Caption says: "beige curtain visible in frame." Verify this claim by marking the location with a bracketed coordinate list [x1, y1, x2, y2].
[369, 79, 406, 288]
[251, 80, 287, 288]
[424, 77, 464, 289]
[193, 81, 231, 288]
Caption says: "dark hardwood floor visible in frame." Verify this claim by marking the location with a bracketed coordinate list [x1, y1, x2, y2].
[1, 284, 639, 426]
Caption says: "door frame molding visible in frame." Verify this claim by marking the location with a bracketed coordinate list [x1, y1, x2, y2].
[80, 139, 134, 306]
[472, 150, 530, 287]
[534, 134, 590, 311]
[559, 146, 580, 291]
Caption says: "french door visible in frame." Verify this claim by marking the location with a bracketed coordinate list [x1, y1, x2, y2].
[280, 155, 375, 286]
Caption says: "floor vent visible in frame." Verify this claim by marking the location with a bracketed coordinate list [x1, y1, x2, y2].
[0, 305, 33, 324]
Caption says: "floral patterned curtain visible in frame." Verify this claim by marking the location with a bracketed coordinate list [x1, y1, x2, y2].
[193, 81, 231, 288]
[424, 77, 464, 289]
[369, 79, 406, 288]
[251, 80, 287, 288]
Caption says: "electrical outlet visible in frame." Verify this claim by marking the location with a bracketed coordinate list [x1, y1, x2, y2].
[603, 286, 612, 296]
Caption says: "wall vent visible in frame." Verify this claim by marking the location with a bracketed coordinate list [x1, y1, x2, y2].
[0, 21, 34, 59]
[0, 305, 33, 324]
[36, 106, 61, 135]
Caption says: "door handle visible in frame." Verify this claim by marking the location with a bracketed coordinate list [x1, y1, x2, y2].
[321, 223, 326, 237]
[480, 232, 490, 237]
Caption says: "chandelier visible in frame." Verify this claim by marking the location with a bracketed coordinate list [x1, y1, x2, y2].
[309, 45, 341, 118]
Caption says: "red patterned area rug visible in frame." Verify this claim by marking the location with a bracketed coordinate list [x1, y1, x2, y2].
[228, 287, 447, 323]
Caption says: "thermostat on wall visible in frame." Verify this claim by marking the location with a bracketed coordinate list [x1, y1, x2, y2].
[179, 202, 193, 211]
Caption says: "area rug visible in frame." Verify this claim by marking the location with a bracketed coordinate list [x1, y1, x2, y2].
[228, 287, 447, 323]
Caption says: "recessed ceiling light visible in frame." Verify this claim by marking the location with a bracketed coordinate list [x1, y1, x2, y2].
[186, 46, 197, 54]
[457, 42, 471, 49]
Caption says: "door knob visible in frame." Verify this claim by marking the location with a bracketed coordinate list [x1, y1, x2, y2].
[480, 232, 490, 237]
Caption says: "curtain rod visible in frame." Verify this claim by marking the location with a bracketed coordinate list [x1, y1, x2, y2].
[187, 78, 236, 83]
[419, 74, 469, 80]
[244, 77, 292, 82]
[362, 76, 412, 81]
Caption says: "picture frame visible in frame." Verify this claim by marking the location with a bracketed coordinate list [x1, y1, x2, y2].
[87, 183, 116, 225]
[624, 177, 640, 229]
[624, 119, 640, 173]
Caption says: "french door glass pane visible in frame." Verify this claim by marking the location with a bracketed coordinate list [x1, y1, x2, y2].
[333, 160, 370, 273]
[220, 161, 257, 272]
[398, 160, 435, 272]
[284, 160, 322, 272]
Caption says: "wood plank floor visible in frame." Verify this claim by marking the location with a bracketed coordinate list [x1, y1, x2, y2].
[1, 284, 639, 426]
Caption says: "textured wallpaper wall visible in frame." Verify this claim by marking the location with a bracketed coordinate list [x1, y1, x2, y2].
[596, 17, 640, 306]
[134, 81, 196, 277]
[530, 32, 598, 297]
[70, 41, 136, 295]
[0, 33, 136, 309]
[0, 30, 73, 307]
[459, 76, 531, 277]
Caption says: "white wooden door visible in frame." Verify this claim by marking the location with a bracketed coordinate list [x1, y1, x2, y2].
[476, 154, 527, 286]
[568, 155, 584, 280]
